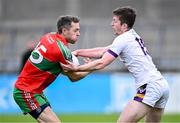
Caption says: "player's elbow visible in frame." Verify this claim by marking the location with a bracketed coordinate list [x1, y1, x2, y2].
[68, 72, 86, 82]
[96, 60, 107, 70]
[69, 78, 79, 82]
[69, 76, 80, 82]
[99, 64, 106, 70]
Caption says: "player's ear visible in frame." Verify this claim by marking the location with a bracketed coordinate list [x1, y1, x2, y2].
[122, 23, 128, 29]
[62, 28, 67, 34]
[122, 23, 128, 31]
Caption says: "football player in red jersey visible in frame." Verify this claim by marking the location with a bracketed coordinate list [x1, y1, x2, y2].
[13, 15, 90, 123]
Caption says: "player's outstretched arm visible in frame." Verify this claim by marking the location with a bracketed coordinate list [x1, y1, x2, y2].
[73, 45, 111, 58]
[61, 51, 116, 72]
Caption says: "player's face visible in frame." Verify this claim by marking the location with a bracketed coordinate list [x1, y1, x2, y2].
[111, 15, 127, 35]
[64, 22, 80, 44]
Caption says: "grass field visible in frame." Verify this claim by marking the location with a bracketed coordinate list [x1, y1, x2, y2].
[0, 113, 180, 122]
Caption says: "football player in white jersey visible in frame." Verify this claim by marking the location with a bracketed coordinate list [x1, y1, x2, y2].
[60, 6, 169, 123]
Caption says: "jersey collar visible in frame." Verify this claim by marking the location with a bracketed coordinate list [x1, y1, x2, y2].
[56, 33, 68, 46]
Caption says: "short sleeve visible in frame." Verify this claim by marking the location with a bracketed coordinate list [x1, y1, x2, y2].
[56, 41, 72, 63]
[108, 35, 126, 57]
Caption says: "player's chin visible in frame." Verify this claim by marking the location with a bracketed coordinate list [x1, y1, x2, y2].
[112, 30, 117, 35]
[69, 39, 77, 44]
[113, 31, 119, 36]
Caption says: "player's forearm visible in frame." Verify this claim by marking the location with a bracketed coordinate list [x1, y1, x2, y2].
[75, 59, 105, 72]
[74, 51, 114, 72]
[60, 52, 114, 73]
[75, 46, 108, 58]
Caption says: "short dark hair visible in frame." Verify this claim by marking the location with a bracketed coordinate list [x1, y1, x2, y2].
[113, 6, 136, 29]
[57, 15, 80, 33]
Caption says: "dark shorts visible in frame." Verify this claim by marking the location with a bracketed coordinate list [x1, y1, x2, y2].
[13, 88, 50, 119]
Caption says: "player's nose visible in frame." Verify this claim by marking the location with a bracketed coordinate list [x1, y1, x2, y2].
[77, 31, 80, 36]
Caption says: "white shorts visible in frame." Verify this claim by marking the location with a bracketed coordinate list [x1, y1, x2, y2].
[134, 78, 169, 108]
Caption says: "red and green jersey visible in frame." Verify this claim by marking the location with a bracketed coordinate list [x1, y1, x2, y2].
[15, 32, 72, 93]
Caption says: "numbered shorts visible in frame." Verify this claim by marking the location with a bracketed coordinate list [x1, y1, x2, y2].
[134, 78, 169, 108]
[13, 88, 50, 118]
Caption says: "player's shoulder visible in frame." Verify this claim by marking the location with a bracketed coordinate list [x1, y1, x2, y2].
[39, 32, 57, 44]
[41, 32, 55, 38]
[44, 32, 56, 40]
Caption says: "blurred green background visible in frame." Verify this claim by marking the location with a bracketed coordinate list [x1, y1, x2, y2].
[1, 113, 180, 122]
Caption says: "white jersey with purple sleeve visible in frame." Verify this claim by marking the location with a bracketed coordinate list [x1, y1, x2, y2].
[107, 29, 163, 88]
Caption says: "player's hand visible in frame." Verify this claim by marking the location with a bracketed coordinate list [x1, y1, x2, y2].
[60, 60, 78, 72]
[83, 57, 93, 64]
